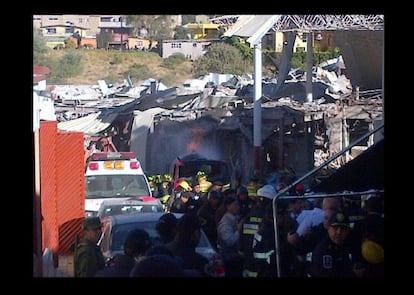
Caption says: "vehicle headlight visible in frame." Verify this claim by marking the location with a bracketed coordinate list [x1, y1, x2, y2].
[85, 211, 97, 217]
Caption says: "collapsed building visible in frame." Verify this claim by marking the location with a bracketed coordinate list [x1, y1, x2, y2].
[129, 80, 382, 186]
[54, 26, 384, 188]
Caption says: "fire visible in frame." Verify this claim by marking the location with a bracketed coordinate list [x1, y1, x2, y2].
[186, 128, 205, 153]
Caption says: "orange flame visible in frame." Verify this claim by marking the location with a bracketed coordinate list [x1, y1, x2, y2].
[187, 128, 205, 153]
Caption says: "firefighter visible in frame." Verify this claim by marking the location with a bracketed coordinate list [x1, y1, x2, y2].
[239, 184, 276, 277]
[246, 176, 261, 201]
[166, 178, 192, 212]
[147, 175, 159, 196]
[197, 171, 212, 194]
[250, 202, 294, 277]
[157, 173, 173, 205]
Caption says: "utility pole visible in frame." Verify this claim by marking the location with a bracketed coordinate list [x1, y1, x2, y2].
[253, 42, 262, 175]
[306, 32, 313, 103]
[119, 16, 123, 51]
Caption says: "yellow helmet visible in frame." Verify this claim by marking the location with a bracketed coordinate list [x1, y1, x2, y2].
[178, 179, 192, 191]
[162, 174, 172, 182]
[361, 239, 384, 264]
[197, 171, 206, 179]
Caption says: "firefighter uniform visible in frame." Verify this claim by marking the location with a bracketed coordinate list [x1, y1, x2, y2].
[240, 185, 276, 277]
[250, 218, 276, 277]
[197, 171, 212, 193]
[250, 203, 294, 277]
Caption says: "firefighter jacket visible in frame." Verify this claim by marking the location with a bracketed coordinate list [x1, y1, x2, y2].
[250, 220, 276, 277]
[239, 202, 267, 258]
[250, 219, 295, 277]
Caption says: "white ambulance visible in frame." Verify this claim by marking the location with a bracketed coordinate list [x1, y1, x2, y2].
[84, 152, 152, 217]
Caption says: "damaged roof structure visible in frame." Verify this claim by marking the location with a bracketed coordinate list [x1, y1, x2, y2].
[52, 15, 384, 190]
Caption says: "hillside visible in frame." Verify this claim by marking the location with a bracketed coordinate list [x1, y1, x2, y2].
[41, 49, 195, 87]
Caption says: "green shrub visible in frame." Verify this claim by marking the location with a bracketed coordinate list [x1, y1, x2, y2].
[48, 50, 84, 83]
[193, 43, 252, 76]
[124, 63, 153, 81]
[110, 53, 124, 65]
[161, 53, 186, 69]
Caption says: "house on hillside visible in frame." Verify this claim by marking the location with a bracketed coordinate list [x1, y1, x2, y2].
[40, 23, 89, 49]
[98, 16, 133, 50]
[127, 37, 157, 51]
[161, 38, 221, 60]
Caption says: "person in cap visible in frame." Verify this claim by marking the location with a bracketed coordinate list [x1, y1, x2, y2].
[239, 184, 276, 277]
[74, 217, 106, 277]
[309, 211, 360, 277]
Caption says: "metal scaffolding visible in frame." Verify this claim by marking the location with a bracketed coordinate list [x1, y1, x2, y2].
[211, 14, 384, 32]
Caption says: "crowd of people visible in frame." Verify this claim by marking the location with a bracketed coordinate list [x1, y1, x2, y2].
[73, 170, 384, 277]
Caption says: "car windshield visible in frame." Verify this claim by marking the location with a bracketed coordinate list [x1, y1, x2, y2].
[99, 204, 163, 218]
[86, 175, 151, 198]
[110, 221, 210, 252]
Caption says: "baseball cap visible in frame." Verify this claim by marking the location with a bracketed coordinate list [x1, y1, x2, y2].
[329, 212, 350, 228]
[83, 217, 102, 230]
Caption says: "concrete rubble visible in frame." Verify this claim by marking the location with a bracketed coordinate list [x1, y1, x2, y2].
[43, 54, 382, 185]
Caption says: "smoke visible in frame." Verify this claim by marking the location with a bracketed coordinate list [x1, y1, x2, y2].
[185, 127, 223, 160]
[186, 128, 205, 153]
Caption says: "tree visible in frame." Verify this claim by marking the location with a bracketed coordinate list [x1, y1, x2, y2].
[96, 31, 112, 49]
[126, 15, 175, 42]
[33, 29, 49, 65]
[174, 26, 190, 40]
[181, 15, 196, 25]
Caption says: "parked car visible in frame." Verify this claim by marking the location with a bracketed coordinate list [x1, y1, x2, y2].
[96, 196, 164, 219]
[99, 212, 224, 276]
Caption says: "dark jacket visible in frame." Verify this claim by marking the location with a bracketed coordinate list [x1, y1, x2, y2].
[197, 203, 219, 248]
[95, 254, 135, 277]
[165, 239, 209, 275]
[74, 239, 106, 277]
[310, 236, 354, 277]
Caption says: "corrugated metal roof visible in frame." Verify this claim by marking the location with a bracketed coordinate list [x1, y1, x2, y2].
[57, 98, 137, 135]
[57, 111, 118, 135]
